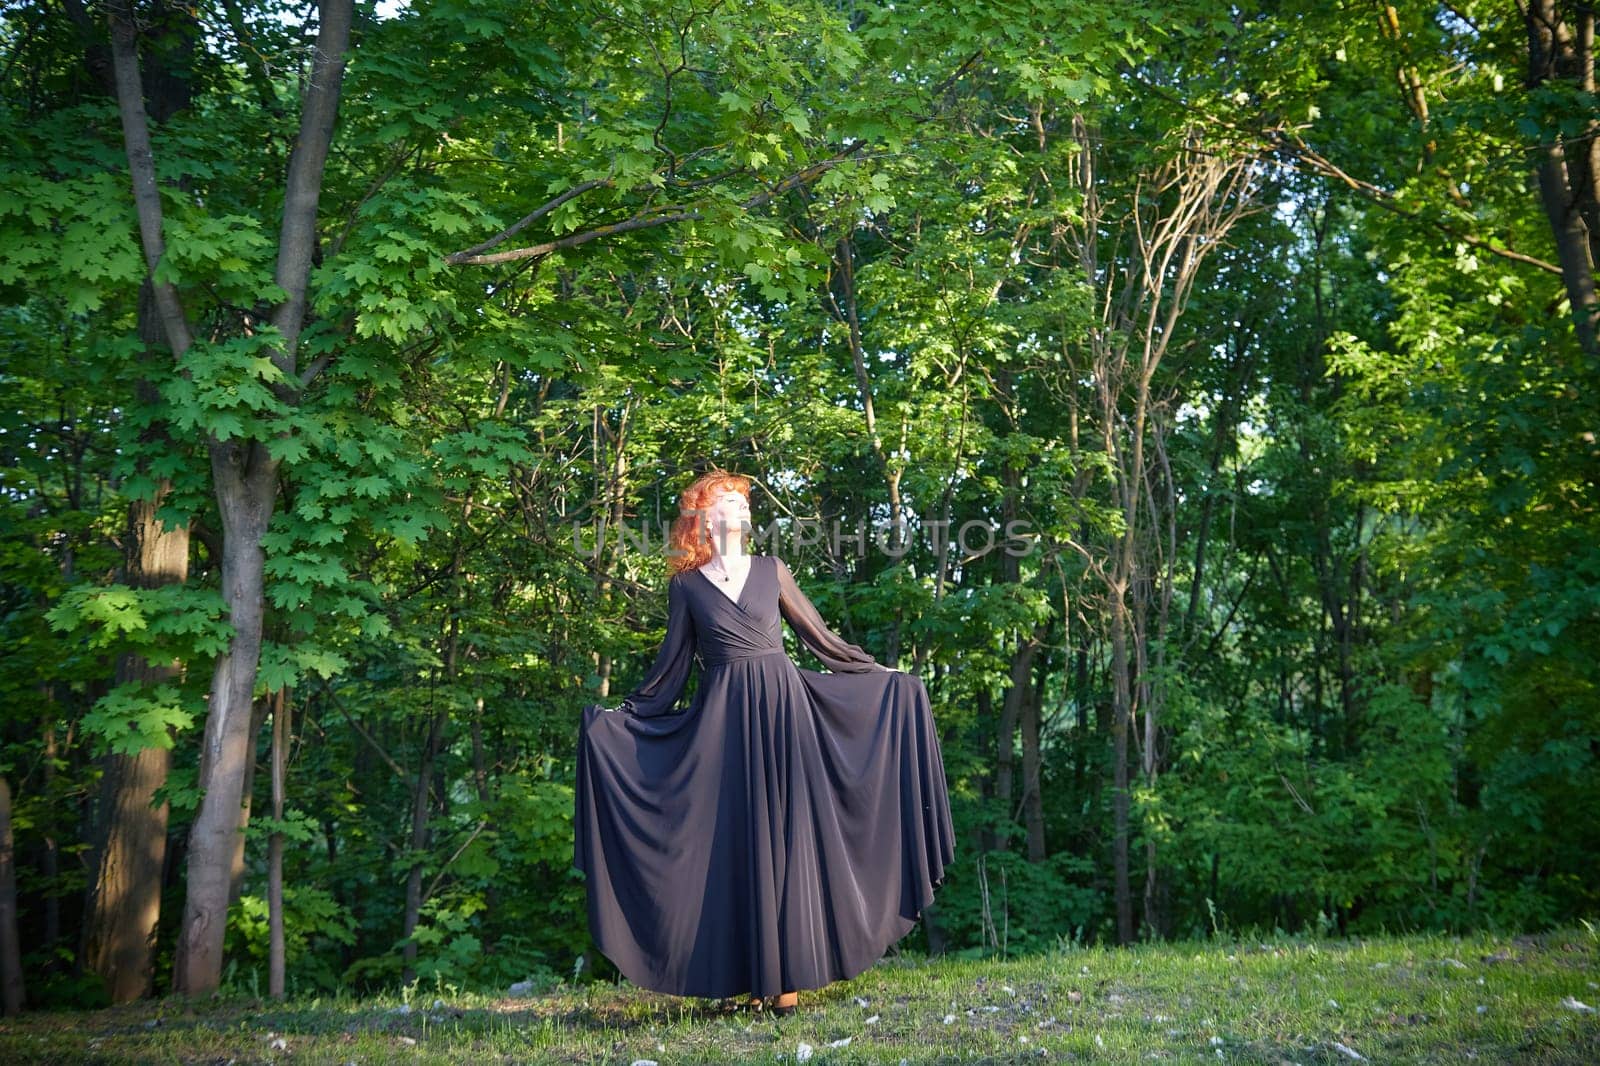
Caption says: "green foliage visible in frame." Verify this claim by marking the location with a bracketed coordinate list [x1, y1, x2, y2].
[160, 333, 294, 443]
[227, 885, 358, 995]
[3, 0, 1597, 1007]
[47, 583, 232, 657]
[935, 849, 1102, 959]
[78, 680, 198, 756]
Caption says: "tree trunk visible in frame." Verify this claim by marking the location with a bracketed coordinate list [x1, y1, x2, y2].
[401, 710, 447, 983]
[83, 743, 172, 1005]
[82, 283, 192, 1004]
[0, 777, 23, 1015]
[975, 688, 999, 853]
[470, 695, 497, 920]
[228, 696, 271, 910]
[71, 0, 197, 995]
[1109, 583, 1135, 944]
[268, 687, 290, 999]
[101, 0, 356, 996]
[171, 452, 277, 996]
[995, 622, 1049, 855]
[831, 234, 906, 660]
[1072, 634, 1090, 798]
[1143, 415, 1182, 940]
[1524, 0, 1600, 358]
[994, 671, 1019, 848]
[1066, 106, 1260, 945]
[39, 725, 61, 967]
[1024, 653, 1049, 857]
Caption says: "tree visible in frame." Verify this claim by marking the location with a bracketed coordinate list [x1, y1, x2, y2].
[103, 0, 354, 996]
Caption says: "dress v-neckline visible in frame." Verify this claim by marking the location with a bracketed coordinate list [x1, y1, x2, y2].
[694, 555, 758, 610]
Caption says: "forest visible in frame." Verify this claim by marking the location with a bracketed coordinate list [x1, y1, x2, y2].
[1, 0, 1596, 1014]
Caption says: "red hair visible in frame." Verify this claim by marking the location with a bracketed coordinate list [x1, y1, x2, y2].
[666, 468, 752, 575]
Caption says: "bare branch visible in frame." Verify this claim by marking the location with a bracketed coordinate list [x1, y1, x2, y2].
[1124, 71, 1561, 276]
[445, 139, 869, 266]
[446, 207, 700, 267]
[419, 820, 490, 909]
[1278, 771, 1317, 816]
[450, 177, 614, 261]
[327, 139, 427, 260]
[1273, 130, 1562, 275]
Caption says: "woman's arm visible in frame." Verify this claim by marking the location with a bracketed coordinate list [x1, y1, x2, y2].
[775, 557, 892, 674]
[615, 573, 699, 716]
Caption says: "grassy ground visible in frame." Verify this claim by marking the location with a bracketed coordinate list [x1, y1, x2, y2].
[3, 923, 1597, 1064]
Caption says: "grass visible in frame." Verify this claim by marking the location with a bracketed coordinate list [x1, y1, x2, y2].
[2, 923, 1597, 1064]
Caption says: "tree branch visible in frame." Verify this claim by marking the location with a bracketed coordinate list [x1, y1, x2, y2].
[1127, 69, 1561, 276]
[269, 0, 354, 374]
[446, 206, 701, 267]
[445, 33, 994, 273]
[450, 177, 614, 261]
[1272, 130, 1563, 275]
[445, 140, 869, 266]
[106, 0, 193, 359]
[217, 0, 281, 117]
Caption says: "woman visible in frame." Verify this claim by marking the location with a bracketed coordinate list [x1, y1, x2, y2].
[572, 468, 955, 1017]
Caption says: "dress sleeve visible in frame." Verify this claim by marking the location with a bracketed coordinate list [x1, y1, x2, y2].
[618, 573, 698, 717]
[775, 557, 892, 674]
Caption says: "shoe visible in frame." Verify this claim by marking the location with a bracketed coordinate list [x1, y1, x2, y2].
[712, 994, 763, 1014]
[768, 993, 798, 1017]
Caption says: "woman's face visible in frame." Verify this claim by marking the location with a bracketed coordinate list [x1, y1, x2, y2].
[703, 489, 751, 550]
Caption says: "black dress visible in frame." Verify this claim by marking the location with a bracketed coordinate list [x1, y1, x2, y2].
[572, 554, 955, 999]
